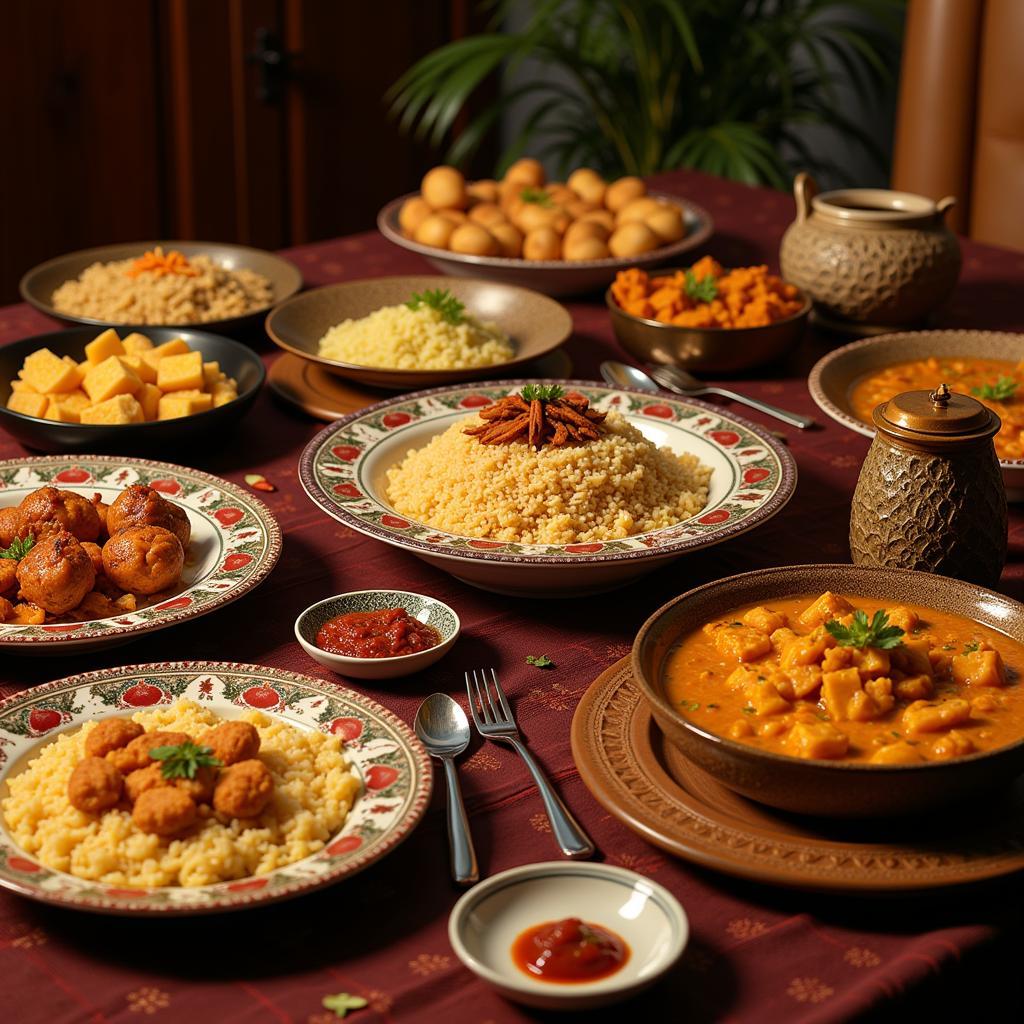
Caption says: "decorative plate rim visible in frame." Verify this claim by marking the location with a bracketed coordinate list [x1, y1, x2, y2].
[807, 328, 1024, 468]
[0, 455, 282, 645]
[298, 379, 797, 565]
[377, 191, 714, 270]
[0, 661, 433, 914]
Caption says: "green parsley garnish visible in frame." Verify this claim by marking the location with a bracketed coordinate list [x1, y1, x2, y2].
[679, 699, 700, 712]
[962, 641, 980, 654]
[684, 268, 718, 303]
[971, 376, 1018, 402]
[741, 705, 757, 715]
[0, 534, 34, 560]
[526, 654, 554, 669]
[824, 610, 904, 650]
[520, 383, 564, 403]
[706, 702, 719, 710]
[520, 186, 553, 207]
[405, 288, 466, 325]
[322, 993, 368, 1019]
[148, 741, 222, 780]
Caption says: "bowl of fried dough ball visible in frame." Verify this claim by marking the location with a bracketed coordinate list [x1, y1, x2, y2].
[0, 482, 190, 627]
[377, 159, 714, 297]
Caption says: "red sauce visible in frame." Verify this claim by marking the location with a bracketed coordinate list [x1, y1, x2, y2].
[316, 607, 441, 659]
[511, 917, 630, 984]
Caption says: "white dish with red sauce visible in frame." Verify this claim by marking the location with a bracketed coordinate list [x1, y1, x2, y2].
[294, 590, 460, 680]
[448, 861, 688, 1010]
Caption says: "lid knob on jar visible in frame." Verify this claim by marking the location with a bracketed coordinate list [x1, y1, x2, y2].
[872, 381, 1000, 450]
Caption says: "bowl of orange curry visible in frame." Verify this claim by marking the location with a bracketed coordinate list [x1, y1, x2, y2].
[606, 258, 810, 373]
[631, 564, 1024, 817]
[809, 329, 1024, 498]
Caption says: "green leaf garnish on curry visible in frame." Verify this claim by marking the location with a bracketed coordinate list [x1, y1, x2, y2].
[971, 376, 1018, 402]
[0, 534, 34, 560]
[824, 609, 904, 650]
[683, 268, 717, 303]
[519, 186, 553, 207]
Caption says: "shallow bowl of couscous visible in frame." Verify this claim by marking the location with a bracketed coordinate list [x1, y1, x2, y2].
[265, 276, 572, 390]
[299, 380, 797, 597]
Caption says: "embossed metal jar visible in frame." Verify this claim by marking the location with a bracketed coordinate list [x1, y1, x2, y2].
[850, 384, 1007, 587]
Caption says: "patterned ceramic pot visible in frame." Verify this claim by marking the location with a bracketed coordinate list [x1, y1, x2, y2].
[780, 173, 961, 330]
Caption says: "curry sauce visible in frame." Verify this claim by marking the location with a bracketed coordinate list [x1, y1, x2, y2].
[664, 592, 1024, 763]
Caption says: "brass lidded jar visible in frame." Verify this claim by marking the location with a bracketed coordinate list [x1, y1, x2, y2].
[850, 383, 1007, 587]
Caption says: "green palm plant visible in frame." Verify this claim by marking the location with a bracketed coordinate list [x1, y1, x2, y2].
[387, 0, 904, 187]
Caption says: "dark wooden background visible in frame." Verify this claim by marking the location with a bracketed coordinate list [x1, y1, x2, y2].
[0, 0, 489, 304]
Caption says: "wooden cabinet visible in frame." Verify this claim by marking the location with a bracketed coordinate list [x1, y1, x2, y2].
[1, 0, 480, 304]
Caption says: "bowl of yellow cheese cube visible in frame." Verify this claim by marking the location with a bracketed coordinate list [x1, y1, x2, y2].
[0, 326, 264, 452]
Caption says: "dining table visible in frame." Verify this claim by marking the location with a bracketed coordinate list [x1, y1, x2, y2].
[1, 168, 1022, 1024]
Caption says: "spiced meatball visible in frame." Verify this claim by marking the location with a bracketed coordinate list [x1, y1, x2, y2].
[18, 487, 102, 543]
[102, 526, 183, 595]
[124, 761, 216, 804]
[199, 721, 260, 766]
[132, 787, 197, 836]
[15, 530, 96, 614]
[213, 759, 273, 818]
[80, 541, 104, 577]
[91, 495, 109, 539]
[108, 730, 191, 775]
[107, 485, 190, 550]
[0, 506, 22, 547]
[0, 559, 17, 596]
[68, 757, 123, 814]
[84, 717, 145, 759]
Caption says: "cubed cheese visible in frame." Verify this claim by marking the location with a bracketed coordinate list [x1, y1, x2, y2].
[202, 361, 221, 388]
[156, 351, 203, 392]
[903, 698, 971, 735]
[742, 605, 787, 634]
[712, 623, 772, 663]
[6, 390, 49, 418]
[798, 591, 854, 628]
[951, 648, 1006, 688]
[10, 379, 37, 393]
[83, 355, 142, 404]
[137, 383, 162, 421]
[211, 381, 238, 408]
[122, 332, 155, 354]
[60, 356, 86, 390]
[21, 348, 81, 394]
[84, 328, 126, 365]
[80, 394, 145, 424]
[787, 721, 849, 759]
[118, 354, 157, 385]
[158, 391, 213, 419]
[44, 391, 91, 423]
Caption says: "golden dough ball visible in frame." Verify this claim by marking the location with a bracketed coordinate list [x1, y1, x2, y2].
[563, 235, 611, 260]
[579, 209, 616, 233]
[438, 209, 468, 224]
[608, 221, 660, 257]
[564, 219, 610, 248]
[489, 222, 524, 258]
[605, 176, 647, 212]
[449, 222, 500, 256]
[567, 167, 606, 205]
[414, 214, 457, 249]
[523, 226, 562, 260]
[421, 165, 468, 210]
[565, 199, 598, 220]
[516, 203, 559, 233]
[467, 179, 501, 203]
[504, 157, 545, 189]
[616, 196, 663, 224]
[468, 202, 506, 227]
[546, 183, 575, 205]
[398, 196, 433, 235]
[646, 205, 686, 243]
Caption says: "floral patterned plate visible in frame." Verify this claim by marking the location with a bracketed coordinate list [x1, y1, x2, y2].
[299, 380, 797, 596]
[0, 456, 282, 654]
[0, 662, 432, 915]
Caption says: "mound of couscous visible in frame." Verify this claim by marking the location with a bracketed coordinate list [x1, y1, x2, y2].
[385, 410, 711, 544]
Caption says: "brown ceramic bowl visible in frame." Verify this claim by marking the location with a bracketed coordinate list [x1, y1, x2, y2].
[20, 240, 302, 334]
[632, 563, 1024, 818]
[265, 276, 573, 390]
[808, 329, 1024, 499]
[606, 273, 810, 373]
[377, 192, 714, 298]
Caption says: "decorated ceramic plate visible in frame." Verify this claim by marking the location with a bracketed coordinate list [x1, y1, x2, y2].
[0, 456, 281, 654]
[0, 662, 432, 915]
[298, 381, 796, 597]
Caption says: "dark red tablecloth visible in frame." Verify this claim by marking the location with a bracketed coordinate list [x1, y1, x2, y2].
[1, 170, 1022, 1024]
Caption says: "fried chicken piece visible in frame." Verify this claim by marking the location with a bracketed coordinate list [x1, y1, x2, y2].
[0, 560, 17, 595]
[199, 721, 260, 766]
[15, 529, 96, 614]
[0, 596, 13, 622]
[18, 487, 102, 543]
[0, 506, 22, 547]
[132, 787, 197, 836]
[107, 485, 190, 549]
[102, 525, 183, 595]
[80, 541, 104, 577]
[68, 757, 124, 814]
[213, 759, 273, 818]
[107, 730, 191, 774]
[84, 717, 145, 759]
[124, 762, 216, 804]
[91, 494, 109, 539]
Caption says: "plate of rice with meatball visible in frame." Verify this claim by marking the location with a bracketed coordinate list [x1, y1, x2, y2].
[0, 455, 281, 653]
[0, 662, 431, 914]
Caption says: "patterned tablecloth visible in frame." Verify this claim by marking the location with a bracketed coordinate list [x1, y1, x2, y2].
[1, 170, 1022, 1023]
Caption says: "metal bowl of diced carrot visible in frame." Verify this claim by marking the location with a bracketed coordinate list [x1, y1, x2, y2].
[606, 258, 810, 374]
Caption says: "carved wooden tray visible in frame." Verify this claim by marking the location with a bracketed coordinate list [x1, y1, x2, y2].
[571, 657, 1024, 892]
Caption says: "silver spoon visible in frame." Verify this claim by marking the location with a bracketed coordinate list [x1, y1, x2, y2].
[414, 693, 478, 886]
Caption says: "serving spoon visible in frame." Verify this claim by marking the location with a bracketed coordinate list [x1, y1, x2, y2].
[414, 693, 478, 886]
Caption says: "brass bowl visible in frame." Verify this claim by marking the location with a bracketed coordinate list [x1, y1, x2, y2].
[606, 273, 809, 374]
[632, 563, 1024, 818]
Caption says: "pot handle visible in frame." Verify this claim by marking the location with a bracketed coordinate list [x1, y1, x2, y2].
[936, 195, 956, 220]
[793, 172, 818, 223]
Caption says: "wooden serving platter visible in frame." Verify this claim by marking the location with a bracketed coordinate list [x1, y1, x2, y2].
[571, 657, 1024, 893]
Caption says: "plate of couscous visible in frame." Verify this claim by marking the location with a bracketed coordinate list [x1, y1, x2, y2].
[298, 380, 796, 597]
[265, 276, 573, 390]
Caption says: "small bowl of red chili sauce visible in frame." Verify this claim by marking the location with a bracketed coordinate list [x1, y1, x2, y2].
[448, 862, 688, 1010]
[294, 590, 460, 680]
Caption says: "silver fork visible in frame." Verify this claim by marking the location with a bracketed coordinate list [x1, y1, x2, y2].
[466, 668, 594, 859]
